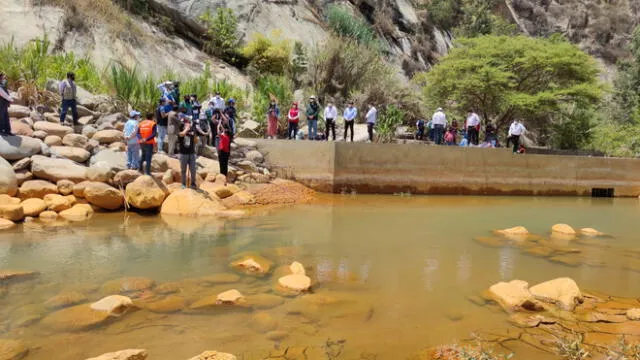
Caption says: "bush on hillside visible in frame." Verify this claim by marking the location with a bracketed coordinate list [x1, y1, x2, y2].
[199, 8, 241, 63]
[326, 4, 382, 50]
[242, 33, 292, 76]
[427, 0, 463, 30]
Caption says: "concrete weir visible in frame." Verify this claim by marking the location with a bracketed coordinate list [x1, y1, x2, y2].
[255, 140, 640, 197]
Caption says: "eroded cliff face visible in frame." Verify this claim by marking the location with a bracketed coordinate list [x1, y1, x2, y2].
[508, 0, 640, 63]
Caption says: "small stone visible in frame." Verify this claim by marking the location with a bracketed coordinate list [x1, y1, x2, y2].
[627, 308, 640, 320]
[217, 289, 244, 304]
[552, 224, 576, 235]
[289, 261, 306, 275]
[90, 295, 134, 316]
[230, 255, 273, 277]
[580, 228, 605, 237]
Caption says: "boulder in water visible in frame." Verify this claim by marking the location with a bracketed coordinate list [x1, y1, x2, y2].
[21, 198, 46, 217]
[90, 295, 134, 316]
[216, 289, 244, 305]
[0, 218, 15, 230]
[230, 254, 273, 277]
[551, 224, 576, 235]
[41, 304, 111, 331]
[125, 176, 168, 210]
[43, 194, 75, 212]
[0, 204, 24, 221]
[59, 204, 94, 221]
[529, 277, 583, 311]
[580, 228, 604, 237]
[487, 280, 543, 312]
[84, 182, 123, 210]
[160, 189, 226, 216]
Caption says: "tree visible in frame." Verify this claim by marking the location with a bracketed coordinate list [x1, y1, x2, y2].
[611, 26, 640, 124]
[241, 33, 291, 76]
[199, 8, 240, 62]
[415, 35, 602, 133]
[290, 41, 308, 88]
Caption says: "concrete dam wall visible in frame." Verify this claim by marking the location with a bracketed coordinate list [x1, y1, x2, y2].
[255, 141, 640, 197]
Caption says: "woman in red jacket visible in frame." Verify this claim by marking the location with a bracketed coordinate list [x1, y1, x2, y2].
[217, 123, 231, 186]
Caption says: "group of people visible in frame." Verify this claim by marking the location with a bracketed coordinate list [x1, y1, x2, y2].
[417, 108, 527, 154]
[121, 80, 235, 188]
[266, 96, 378, 142]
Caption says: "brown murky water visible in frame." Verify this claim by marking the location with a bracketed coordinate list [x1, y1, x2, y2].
[1, 195, 639, 359]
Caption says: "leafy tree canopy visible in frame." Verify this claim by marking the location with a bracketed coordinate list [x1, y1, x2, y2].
[415, 35, 603, 131]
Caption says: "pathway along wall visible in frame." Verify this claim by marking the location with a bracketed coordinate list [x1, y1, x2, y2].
[256, 141, 640, 197]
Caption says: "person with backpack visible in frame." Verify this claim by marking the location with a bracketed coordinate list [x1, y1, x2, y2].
[287, 102, 300, 140]
[224, 98, 237, 140]
[137, 112, 157, 175]
[59, 72, 79, 127]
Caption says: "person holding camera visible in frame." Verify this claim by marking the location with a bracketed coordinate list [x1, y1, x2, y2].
[178, 114, 197, 189]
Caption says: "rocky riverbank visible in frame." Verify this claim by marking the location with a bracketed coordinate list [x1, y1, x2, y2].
[0, 85, 319, 227]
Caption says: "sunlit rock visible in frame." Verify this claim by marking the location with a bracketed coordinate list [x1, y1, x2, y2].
[59, 204, 94, 222]
[277, 274, 312, 296]
[230, 255, 273, 277]
[0, 339, 28, 360]
[627, 308, 640, 320]
[487, 280, 543, 312]
[580, 228, 605, 237]
[85, 349, 148, 360]
[90, 295, 134, 316]
[551, 224, 576, 235]
[217, 289, 244, 304]
[529, 277, 583, 311]
[289, 261, 306, 276]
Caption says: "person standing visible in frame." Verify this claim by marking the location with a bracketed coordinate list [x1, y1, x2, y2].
[266, 99, 280, 139]
[224, 98, 237, 140]
[343, 101, 357, 142]
[124, 111, 141, 170]
[180, 95, 193, 116]
[59, 72, 79, 126]
[415, 119, 425, 140]
[365, 103, 377, 143]
[178, 115, 197, 189]
[191, 94, 202, 120]
[0, 72, 12, 135]
[324, 101, 338, 141]
[158, 81, 176, 103]
[167, 104, 181, 156]
[194, 113, 210, 155]
[287, 102, 300, 140]
[138, 112, 157, 176]
[211, 92, 225, 112]
[431, 107, 447, 145]
[465, 109, 481, 145]
[155, 99, 169, 153]
[508, 119, 527, 154]
[306, 96, 320, 140]
[217, 124, 231, 186]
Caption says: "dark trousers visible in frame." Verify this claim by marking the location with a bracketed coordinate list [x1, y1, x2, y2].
[433, 124, 444, 145]
[509, 135, 520, 153]
[0, 100, 10, 134]
[344, 120, 354, 142]
[416, 126, 425, 140]
[218, 150, 230, 176]
[467, 126, 479, 145]
[325, 118, 335, 141]
[139, 144, 154, 175]
[288, 122, 298, 140]
[367, 123, 374, 142]
[179, 153, 197, 187]
[60, 99, 78, 125]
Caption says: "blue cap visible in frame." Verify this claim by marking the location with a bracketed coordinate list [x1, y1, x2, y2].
[129, 110, 141, 118]
[228, 98, 235, 103]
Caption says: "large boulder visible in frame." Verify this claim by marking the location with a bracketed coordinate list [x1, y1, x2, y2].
[62, 134, 90, 149]
[0, 204, 24, 221]
[31, 155, 87, 183]
[529, 278, 583, 311]
[50, 146, 91, 163]
[125, 176, 168, 210]
[82, 125, 98, 139]
[85, 349, 148, 360]
[160, 189, 225, 216]
[487, 280, 543, 312]
[113, 170, 141, 187]
[59, 204, 94, 221]
[84, 182, 123, 210]
[95, 113, 126, 128]
[80, 94, 114, 112]
[10, 120, 33, 137]
[87, 162, 116, 183]
[93, 129, 123, 144]
[33, 121, 73, 138]
[237, 120, 260, 138]
[90, 150, 127, 172]
[19, 180, 58, 199]
[0, 157, 17, 196]
[8, 104, 30, 118]
[0, 135, 43, 160]
[151, 153, 180, 174]
[31, 155, 87, 182]
[43, 194, 75, 212]
[244, 150, 264, 164]
[21, 198, 46, 216]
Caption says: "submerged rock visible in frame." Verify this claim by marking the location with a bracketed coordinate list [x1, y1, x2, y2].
[44, 291, 88, 310]
[186, 351, 236, 360]
[249, 312, 278, 333]
[0, 339, 28, 360]
[146, 295, 186, 313]
[101, 277, 155, 294]
[199, 273, 241, 285]
[580, 228, 605, 237]
[85, 349, 148, 360]
[0, 204, 24, 221]
[41, 304, 111, 331]
[487, 280, 543, 312]
[529, 277, 583, 311]
[246, 293, 285, 310]
[230, 255, 273, 277]
[0, 269, 39, 283]
[90, 295, 134, 316]
[0, 218, 16, 230]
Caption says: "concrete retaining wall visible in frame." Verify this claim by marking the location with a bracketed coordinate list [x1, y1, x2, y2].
[256, 140, 640, 197]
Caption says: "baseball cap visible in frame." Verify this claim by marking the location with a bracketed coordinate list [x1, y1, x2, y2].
[129, 110, 141, 118]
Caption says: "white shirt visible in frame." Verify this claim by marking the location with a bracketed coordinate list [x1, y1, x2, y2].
[324, 106, 338, 120]
[432, 111, 447, 126]
[365, 107, 377, 124]
[508, 122, 526, 136]
[343, 106, 358, 121]
[466, 113, 480, 127]
[209, 96, 225, 110]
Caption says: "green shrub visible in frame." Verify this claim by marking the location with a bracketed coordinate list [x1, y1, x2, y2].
[376, 105, 405, 143]
[251, 75, 293, 134]
[291, 41, 308, 88]
[242, 34, 292, 75]
[326, 5, 381, 50]
[199, 8, 240, 63]
[428, 0, 463, 30]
